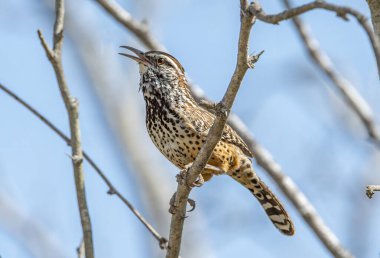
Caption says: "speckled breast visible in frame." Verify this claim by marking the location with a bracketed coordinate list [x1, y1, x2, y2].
[144, 94, 203, 169]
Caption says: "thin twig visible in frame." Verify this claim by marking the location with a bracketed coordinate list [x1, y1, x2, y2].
[95, 0, 164, 50]
[250, 0, 380, 77]
[37, 1, 94, 256]
[0, 82, 168, 249]
[166, 1, 256, 257]
[366, 0, 380, 43]
[282, 0, 380, 149]
[366, 185, 380, 198]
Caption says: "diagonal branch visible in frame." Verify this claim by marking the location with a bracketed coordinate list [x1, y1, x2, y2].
[38, 0, 94, 256]
[95, 0, 164, 50]
[0, 82, 168, 250]
[282, 0, 380, 149]
[250, 0, 380, 78]
[166, 1, 257, 257]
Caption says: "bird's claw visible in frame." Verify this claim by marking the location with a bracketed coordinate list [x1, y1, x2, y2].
[190, 174, 204, 187]
[168, 192, 197, 214]
[187, 198, 196, 212]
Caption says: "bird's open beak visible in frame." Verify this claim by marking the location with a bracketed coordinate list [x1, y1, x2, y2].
[119, 46, 152, 66]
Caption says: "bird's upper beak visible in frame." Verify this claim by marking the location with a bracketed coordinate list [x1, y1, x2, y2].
[119, 46, 152, 66]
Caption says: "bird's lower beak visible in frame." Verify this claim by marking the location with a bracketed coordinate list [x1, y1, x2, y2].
[119, 46, 152, 66]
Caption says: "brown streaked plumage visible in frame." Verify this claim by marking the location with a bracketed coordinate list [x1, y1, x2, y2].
[120, 46, 295, 236]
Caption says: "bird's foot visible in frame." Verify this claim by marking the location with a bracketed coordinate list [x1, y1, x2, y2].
[191, 174, 204, 187]
[169, 192, 196, 214]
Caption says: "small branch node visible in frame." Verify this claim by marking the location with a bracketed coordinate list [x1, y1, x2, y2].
[72, 154, 83, 165]
[336, 11, 349, 21]
[248, 50, 264, 68]
[107, 188, 116, 195]
[70, 97, 79, 107]
[176, 169, 187, 185]
[215, 102, 229, 118]
[366, 185, 380, 199]
[169, 192, 178, 215]
[159, 237, 168, 250]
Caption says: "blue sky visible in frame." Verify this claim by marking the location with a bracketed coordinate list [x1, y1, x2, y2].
[1, 0, 380, 257]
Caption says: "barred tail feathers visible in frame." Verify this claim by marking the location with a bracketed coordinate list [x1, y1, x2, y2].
[229, 167, 295, 236]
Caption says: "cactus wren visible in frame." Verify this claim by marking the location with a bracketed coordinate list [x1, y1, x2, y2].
[120, 46, 295, 236]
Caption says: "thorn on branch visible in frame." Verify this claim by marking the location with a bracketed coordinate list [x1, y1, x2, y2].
[107, 188, 116, 195]
[248, 50, 264, 68]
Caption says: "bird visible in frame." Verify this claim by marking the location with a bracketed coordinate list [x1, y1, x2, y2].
[119, 46, 295, 236]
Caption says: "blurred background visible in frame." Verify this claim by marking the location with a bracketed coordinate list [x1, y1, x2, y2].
[1, 0, 379, 257]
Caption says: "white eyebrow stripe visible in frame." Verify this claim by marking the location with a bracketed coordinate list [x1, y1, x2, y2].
[147, 53, 184, 75]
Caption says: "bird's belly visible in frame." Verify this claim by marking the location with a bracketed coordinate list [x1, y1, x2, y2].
[146, 116, 201, 169]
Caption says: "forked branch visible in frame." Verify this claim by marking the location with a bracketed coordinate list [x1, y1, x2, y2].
[282, 0, 380, 148]
[250, 0, 380, 77]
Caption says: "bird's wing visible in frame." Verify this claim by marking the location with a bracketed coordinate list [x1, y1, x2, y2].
[183, 106, 253, 158]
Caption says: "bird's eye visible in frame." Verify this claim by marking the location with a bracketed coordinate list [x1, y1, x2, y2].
[157, 58, 164, 65]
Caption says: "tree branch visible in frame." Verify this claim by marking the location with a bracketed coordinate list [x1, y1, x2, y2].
[282, 0, 380, 149]
[95, 0, 164, 50]
[366, 185, 380, 198]
[366, 0, 380, 43]
[250, 0, 380, 78]
[0, 82, 168, 250]
[166, 1, 256, 257]
[37, 1, 94, 256]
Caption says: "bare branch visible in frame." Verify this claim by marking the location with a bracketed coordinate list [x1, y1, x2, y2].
[282, 0, 380, 148]
[0, 82, 168, 249]
[366, 185, 380, 198]
[166, 2, 257, 257]
[39, 1, 94, 256]
[95, 0, 164, 50]
[250, 0, 380, 77]
[366, 0, 380, 42]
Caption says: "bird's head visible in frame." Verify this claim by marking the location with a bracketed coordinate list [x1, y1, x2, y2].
[119, 46, 186, 92]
